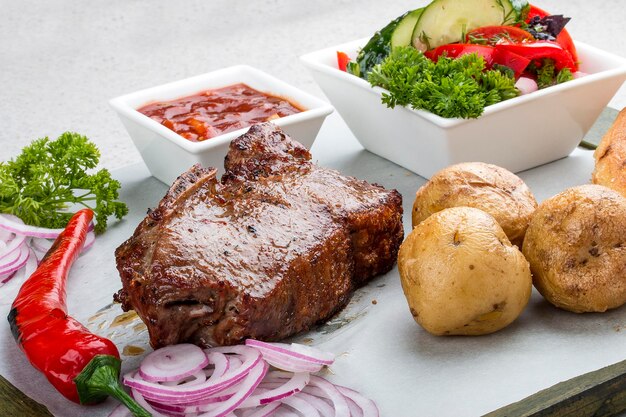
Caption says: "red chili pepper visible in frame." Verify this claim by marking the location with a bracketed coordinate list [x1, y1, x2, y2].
[337, 51, 350, 72]
[8, 209, 149, 416]
[495, 41, 576, 72]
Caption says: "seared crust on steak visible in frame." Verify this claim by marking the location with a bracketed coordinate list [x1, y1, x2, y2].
[115, 123, 403, 347]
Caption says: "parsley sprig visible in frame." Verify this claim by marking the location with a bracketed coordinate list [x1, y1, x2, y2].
[368, 47, 519, 119]
[0, 132, 128, 233]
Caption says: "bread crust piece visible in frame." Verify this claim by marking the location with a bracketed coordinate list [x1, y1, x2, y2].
[115, 123, 403, 347]
[593, 108, 626, 197]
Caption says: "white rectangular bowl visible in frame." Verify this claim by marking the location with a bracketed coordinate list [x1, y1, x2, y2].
[301, 39, 626, 178]
[110, 65, 334, 184]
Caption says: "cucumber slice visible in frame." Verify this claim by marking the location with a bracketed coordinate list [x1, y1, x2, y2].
[355, 13, 404, 78]
[412, 0, 511, 51]
[391, 8, 424, 49]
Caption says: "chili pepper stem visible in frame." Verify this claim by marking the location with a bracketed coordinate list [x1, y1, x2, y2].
[74, 355, 151, 417]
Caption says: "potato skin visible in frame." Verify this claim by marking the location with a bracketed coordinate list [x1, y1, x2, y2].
[593, 108, 626, 198]
[399, 207, 532, 336]
[412, 162, 537, 247]
[522, 184, 626, 313]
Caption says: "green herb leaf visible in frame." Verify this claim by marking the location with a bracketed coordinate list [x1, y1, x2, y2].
[368, 47, 519, 119]
[0, 132, 128, 233]
[536, 58, 556, 89]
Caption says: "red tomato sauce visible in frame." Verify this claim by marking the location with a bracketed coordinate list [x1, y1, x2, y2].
[138, 83, 303, 142]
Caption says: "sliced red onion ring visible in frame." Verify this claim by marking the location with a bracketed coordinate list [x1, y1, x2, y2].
[0, 233, 26, 261]
[291, 392, 334, 416]
[241, 402, 281, 417]
[0, 244, 29, 276]
[240, 371, 309, 407]
[257, 351, 325, 373]
[31, 237, 53, 253]
[0, 213, 94, 238]
[122, 343, 379, 417]
[245, 340, 334, 365]
[245, 340, 334, 373]
[336, 386, 379, 417]
[161, 369, 207, 387]
[83, 230, 96, 252]
[281, 395, 321, 417]
[125, 346, 262, 402]
[194, 361, 268, 417]
[273, 406, 300, 417]
[303, 376, 350, 417]
[0, 271, 17, 286]
[140, 344, 210, 382]
[0, 241, 25, 269]
[131, 388, 170, 417]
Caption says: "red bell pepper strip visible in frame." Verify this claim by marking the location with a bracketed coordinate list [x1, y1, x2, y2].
[492, 47, 531, 78]
[424, 44, 495, 66]
[466, 25, 534, 45]
[337, 51, 350, 71]
[495, 41, 576, 71]
[8, 209, 150, 417]
[527, 4, 578, 67]
[424, 43, 530, 79]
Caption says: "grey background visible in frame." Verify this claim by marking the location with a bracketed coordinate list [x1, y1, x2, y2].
[1, 0, 625, 169]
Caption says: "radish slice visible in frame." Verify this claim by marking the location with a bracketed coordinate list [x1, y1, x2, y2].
[515, 77, 538, 95]
[140, 344, 209, 382]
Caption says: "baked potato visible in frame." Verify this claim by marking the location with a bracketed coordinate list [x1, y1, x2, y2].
[522, 184, 626, 313]
[399, 207, 532, 336]
[412, 162, 537, 247]
[593, 108, 626, 197]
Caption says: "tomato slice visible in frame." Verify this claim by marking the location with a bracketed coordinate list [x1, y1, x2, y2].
[466, 26, 534, 45]
[424, 44, 495, 66]
[496, 41, 576, 72]
[336, 51, 350, 72]
[527, 4, 578, 67]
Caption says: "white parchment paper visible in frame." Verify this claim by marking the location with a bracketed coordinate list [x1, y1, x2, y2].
[1, 111, 624, 417]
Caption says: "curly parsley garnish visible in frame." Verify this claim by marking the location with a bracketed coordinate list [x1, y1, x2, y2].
[368, 46, 519, 119]
[0, 132, 128, 233]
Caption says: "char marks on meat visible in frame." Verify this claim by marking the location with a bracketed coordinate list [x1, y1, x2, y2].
[115, 123, 403, 348]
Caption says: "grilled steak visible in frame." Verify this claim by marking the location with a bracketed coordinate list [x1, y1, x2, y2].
[115, 123, 403, 347]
